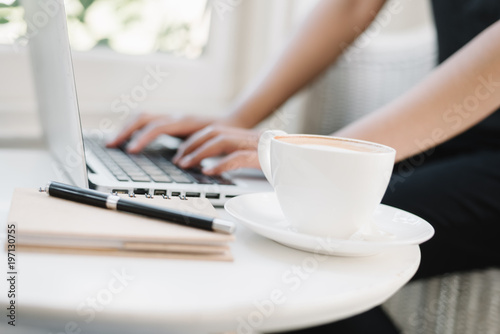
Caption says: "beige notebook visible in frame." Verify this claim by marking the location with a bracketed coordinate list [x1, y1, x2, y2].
[7, 188, 234, 261]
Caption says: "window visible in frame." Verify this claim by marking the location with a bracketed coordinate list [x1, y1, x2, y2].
[0, 0, 211, 58]
[0, 0, 284, 128]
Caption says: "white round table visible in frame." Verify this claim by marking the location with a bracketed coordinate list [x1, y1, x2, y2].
[0, 149, 420, 333]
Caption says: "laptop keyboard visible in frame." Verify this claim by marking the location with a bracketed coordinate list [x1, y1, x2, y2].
[84, 138, 234, 185]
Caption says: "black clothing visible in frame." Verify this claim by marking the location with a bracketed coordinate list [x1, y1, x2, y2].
[431, 0, 500, 64]
[431, 0, 500, 153]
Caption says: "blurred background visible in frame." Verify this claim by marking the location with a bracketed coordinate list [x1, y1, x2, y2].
[0, 0, 435, 146]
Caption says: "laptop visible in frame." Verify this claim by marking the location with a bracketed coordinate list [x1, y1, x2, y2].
[23, 0, 271, 206]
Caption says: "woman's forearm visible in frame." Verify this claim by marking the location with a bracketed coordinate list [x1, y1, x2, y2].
[222, 0, 386, 128]
[335, 20, 500, 162]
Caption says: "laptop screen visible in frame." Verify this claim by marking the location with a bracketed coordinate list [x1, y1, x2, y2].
[23, 0, 88, 188]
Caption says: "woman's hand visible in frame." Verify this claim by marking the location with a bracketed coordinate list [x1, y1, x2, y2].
[172, 125, 262, 175]
[106, 112, 215, 153]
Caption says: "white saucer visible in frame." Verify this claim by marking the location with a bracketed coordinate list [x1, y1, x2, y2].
[225, 192, 434, 256]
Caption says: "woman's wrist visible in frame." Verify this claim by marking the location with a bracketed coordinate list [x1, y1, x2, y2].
[215, 106, 257, 128]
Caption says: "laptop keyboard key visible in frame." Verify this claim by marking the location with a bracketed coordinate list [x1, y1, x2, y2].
[185, 169, 215, 184]
[169, 175, 193, 183]
[212, 175, 235, 185]
[151, 175, 172, 183]
[114, 174, 130, 181]
[130, 175, 151, 182]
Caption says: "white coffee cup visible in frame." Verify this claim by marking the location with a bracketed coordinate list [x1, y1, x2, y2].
[258, 130, 396, 239]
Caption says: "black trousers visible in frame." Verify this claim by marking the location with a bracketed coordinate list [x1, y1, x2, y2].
[271, 144, 500, 333]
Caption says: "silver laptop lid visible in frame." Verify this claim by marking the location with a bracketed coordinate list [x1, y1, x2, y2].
[23, 0, 88, 188]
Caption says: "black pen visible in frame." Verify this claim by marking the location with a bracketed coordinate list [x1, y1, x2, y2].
[42, 181, 235, 234]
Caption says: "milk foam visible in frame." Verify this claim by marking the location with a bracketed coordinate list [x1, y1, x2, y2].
[300, 144, 361, 153]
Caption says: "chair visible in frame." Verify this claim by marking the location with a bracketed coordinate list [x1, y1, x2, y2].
[384, 269, 500, 334]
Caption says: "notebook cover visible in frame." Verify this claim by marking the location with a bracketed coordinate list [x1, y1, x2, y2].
[16, 245, 233, 262]
[7, 188, 234, 261]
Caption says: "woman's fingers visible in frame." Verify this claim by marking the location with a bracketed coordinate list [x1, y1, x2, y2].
[172, 126, 221, 163]
[178, 135, 238, 168]
[106, 113, 161, 148]
[177, 128, 261, 168]
[173, 126, 261, 163]
[125, 116, 214, 153]
[107, 113, 214, 153]
[109, 117, 262, 174]
[202, 150, 261, 175]
[125, 120, 170, 153]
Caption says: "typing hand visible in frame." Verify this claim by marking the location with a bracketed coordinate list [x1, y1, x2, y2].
[172, 125, 262, 175]
[106, 112, 214, 153]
